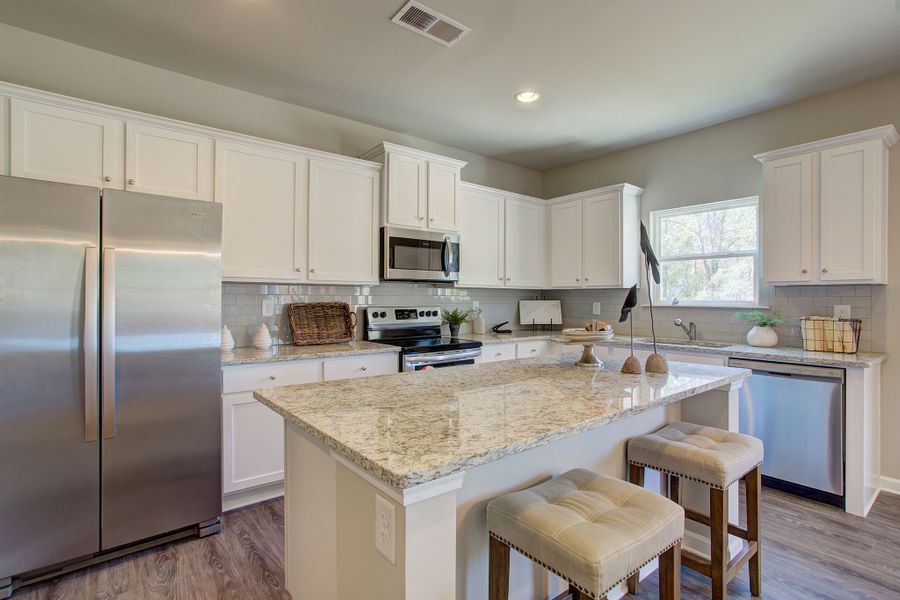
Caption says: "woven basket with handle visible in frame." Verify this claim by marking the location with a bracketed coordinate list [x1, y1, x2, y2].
[287, 302, 356, 346]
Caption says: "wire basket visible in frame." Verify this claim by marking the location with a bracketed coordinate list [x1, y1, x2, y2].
[800, 317, 862, 353]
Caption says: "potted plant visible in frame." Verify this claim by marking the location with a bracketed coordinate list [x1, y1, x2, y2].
[442, 308, 470, 338]
[736, 310, 783, 347]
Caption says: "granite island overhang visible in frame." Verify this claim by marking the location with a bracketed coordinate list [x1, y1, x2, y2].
[254, 353, 750, 600]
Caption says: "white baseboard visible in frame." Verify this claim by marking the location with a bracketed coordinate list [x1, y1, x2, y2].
[223, 481, 284, 512]
[880, 476, 900, 496]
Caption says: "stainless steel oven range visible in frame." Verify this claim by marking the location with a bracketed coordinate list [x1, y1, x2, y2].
[364, 306, 481, 371]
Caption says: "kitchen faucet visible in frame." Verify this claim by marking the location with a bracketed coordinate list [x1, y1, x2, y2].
[674, 318, 697, 341]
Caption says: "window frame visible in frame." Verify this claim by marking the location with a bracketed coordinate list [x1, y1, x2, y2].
[649, 196, 761, 308]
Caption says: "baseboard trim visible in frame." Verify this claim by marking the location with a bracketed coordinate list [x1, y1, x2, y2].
[223, 481, 284, 512]
[880, 476, 900, 496]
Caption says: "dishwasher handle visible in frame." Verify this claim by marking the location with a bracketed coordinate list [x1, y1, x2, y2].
[728, 358, 844, 381]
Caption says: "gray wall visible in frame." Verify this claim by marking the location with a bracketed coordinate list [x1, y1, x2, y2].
[543, 70, 900, 481]
[0, 23, 542, 197]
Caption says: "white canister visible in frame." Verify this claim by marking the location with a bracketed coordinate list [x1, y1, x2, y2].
[221, 325, 235, 351]
[252, 324, 273, 349]
[746, 325, 778, 348]
[473, 310, 486, 335]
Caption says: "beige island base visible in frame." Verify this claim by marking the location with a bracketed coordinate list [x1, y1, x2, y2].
[255, 353, 750, 600]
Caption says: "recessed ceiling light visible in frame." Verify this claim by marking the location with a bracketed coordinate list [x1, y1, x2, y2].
[515, 90, 541, 104]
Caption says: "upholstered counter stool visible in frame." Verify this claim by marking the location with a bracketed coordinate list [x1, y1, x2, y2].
[627, 422, 764, 600]
[487, 468, 684, 600]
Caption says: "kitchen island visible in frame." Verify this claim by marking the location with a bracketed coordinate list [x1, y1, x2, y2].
[255, 353, 750, 600]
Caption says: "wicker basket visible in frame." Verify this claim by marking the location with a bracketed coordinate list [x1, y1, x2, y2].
[288, 302, 356, 346]
[800, 316, 862, 353]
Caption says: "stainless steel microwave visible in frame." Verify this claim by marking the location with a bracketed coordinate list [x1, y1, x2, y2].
[381, 226, 460, 282]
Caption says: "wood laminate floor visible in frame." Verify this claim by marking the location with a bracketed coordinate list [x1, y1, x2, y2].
[13, 488, 900, 599]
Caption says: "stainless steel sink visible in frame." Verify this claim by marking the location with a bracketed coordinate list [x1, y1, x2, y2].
[638, 338, 732, 348]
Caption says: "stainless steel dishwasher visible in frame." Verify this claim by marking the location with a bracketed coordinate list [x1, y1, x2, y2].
[729, 358, 845, 507]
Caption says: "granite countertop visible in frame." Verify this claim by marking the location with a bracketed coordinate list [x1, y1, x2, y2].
[597, 336, 886, 368]
[222, 341, 400, 366]
[464, 331, 885, 368]
[253, 353, 749, 489]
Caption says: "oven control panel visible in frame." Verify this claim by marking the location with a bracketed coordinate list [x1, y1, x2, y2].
[366, 306, 442, 326]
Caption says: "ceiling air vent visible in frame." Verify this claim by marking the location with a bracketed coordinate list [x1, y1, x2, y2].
[391, 1, 471, 47]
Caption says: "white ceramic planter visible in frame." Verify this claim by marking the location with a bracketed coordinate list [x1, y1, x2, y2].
[252, 324, 273, 349]
[746, 325, 778, 348]
[221, 325, 235, 351]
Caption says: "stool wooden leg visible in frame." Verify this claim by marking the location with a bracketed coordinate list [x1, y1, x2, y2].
[659, 542, 682, 600]
[745, 466, 762, 597]
[489, 536, 510, 600]
[627, 463, 645, 595]
[567, 585, 598, 600]
[668, 475, 682, 504]
[709, 487, 728, 600]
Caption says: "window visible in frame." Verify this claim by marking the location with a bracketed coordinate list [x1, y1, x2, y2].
[650, 197, 759, 306]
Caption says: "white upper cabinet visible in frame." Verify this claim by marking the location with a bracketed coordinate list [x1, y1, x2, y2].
[761, 154, 814, 283]
[504, 197, 546, 288]
[125, 122, 214, 201]
[756, 126, 897, 285]
[459, 185, 505, 286]
[10, 98, 124, 188]
[582, 192, 623, 287]
[308, 158, 379, 283]
[216, 141, 307, 281]
[550, 199, 582, 287]
[819, 141, 879, 282]
[385, 152, 426, 227]
[362, 142, 466, 232]
[548, 184, 642, 289]
[0, 96, 7, 176]
[427, 161, 461, 231]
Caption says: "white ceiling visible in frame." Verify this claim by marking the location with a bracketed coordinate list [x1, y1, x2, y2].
[2, 0, 899, 170]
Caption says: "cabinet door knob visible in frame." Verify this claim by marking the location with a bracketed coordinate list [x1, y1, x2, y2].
[530, 349, 536, 353]
[429, 218, 434, 222]
[495, 352, 502, 357]
[801, 268, 808, 274]
[361, 366, 367, 371]
[127, 178, 135, 185]
[822, 268, 828, 273]
[575, 278, 580, 282]
[419, 216, 425, 221]
[506, 277, 511, 281]
[103, 176, 112, 182]
[295, 267, 303, 272]
[311, 268, 317, 273]
[269, 375, 277, 380]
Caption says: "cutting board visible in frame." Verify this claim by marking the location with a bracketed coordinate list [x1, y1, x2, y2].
[519, 300, 562, 326]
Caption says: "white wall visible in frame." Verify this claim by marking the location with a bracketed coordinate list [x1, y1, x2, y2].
[0, 23, 542, 197]
[543, 70, 900, 481]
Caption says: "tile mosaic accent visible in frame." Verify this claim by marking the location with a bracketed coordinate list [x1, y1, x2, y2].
[541, 284, 885, 353]
[222, 282, 544, 347]
[223, 281, 885, 353]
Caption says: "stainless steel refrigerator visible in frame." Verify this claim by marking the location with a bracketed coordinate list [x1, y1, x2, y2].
[0, 175, 223, 597]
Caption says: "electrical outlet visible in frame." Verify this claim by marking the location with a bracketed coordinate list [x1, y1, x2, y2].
[592, 302, 602, 315]
[834, 305, 851, 319]
[375, 493, 396, 564]
[261, 298, 275, 317]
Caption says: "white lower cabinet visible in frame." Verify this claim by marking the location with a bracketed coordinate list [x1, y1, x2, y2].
[478, 343, 517, 363]
[0, 95, 7, 176]
[608, 346, 726, 366]
[323, 353, 398, 381]
[221, 353, 399, 505]
[516, 340, 549, 359]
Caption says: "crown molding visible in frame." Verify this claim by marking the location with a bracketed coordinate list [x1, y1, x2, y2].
[359, 141, 468, 169]
[754, 125, 899, 163]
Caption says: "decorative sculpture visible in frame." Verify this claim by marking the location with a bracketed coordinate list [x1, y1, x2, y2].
[618, 284, 641, 374]
[640, 222, 668, 373]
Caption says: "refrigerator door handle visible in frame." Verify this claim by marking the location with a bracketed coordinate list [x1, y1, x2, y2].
[84, 246, 99, 443]
[101, 247, 117, 439]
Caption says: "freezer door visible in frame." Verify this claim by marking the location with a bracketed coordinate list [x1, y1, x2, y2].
[0, 176, 101, 577]
[100, 190, 222, 550]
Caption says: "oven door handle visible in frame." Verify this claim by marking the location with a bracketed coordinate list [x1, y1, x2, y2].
[404, 348, 482, 366]
[441, 237, 450, 276]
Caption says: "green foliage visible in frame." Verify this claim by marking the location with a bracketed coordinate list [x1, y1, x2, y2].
[735, 309, 782, 328]
[442, 308, 470, 326]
